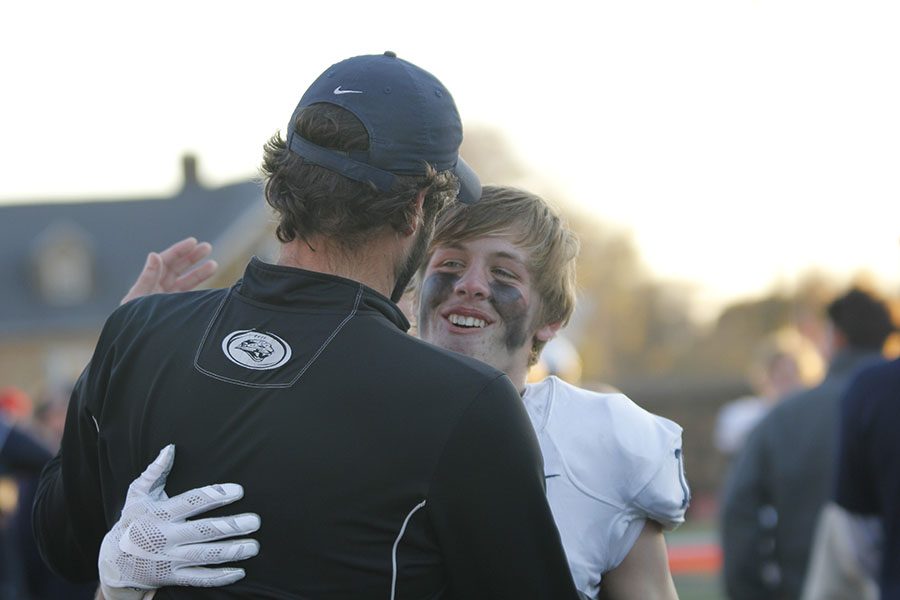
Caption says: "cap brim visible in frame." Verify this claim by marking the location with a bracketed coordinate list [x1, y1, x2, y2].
[454, 157, 481, 204]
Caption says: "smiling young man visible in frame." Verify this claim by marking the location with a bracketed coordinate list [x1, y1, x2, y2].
[98, 186, 688, 600]
[414, 186, 688, 600]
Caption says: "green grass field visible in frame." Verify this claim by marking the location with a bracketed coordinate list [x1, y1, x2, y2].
[674, 573, 725, 600]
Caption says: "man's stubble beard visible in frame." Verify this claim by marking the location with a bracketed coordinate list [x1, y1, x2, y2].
[390, 217, 435, 303]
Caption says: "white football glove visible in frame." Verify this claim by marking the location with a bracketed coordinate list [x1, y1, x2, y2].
[98, 445, 261, 600]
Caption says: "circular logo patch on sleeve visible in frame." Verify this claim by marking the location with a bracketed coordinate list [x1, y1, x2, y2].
[222, 330, 292, 370]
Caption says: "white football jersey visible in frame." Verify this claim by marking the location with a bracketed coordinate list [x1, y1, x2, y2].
[522, 376, 689, 600]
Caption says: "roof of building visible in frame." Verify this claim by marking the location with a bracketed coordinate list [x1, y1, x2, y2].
[1, 160, 268, 335]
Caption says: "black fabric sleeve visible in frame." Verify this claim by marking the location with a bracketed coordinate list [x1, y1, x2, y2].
[32, 314, 120, 583]
[720, 423, 771, 600]
[32, 452, 99, 581]
[427, 375, 579, 600]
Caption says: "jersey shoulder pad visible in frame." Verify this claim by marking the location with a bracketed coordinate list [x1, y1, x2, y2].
[538, 377, 689, 527]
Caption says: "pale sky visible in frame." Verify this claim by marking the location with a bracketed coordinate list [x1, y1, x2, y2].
[2, 1, 899, 319]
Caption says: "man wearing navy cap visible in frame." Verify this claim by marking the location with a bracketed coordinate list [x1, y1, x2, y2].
[33, 53, 579, 599]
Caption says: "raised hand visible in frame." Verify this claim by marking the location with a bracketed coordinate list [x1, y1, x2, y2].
[121, 238, 219, 305]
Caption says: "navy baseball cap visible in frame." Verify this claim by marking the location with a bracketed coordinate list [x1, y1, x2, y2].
[286, 51, 481, 204]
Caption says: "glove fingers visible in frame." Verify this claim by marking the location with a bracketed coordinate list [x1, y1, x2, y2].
[173, 567, 247, 588]
[158, 483, 245, 520]
[169, 513, 261, 545]
[169, 538, 260, 565]
[126, 445, 175, 503]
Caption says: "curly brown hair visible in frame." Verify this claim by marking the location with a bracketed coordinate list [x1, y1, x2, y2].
[260, 103, 458, 252]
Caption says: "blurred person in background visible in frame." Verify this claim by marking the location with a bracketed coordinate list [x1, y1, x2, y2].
[802, 320, 900, 599]
[720, 287, 894, 600]
[0, 387, 44, 599]
[0, 386, 33, 426]
[832, 356, 900, 599]
[0, 387, 95, 599]
[713, 328, 824, 458]
[800, 497, 880, 600]
[31, 386, 75, 454]
[100, 186, 689, 600]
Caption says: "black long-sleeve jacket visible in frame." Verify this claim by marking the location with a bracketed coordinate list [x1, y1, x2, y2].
[34, 258, 578, 599]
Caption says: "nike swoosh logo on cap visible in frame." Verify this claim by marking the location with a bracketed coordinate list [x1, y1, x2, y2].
[333, 86, 363, 95]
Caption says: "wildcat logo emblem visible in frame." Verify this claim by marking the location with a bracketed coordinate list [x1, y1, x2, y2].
[222, 330, 292, 370]
[237, 338, 274, 362]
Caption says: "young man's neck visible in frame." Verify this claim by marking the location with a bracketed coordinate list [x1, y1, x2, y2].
[510, 370, 529, 396]
[277, 234, 404, 299]
[493, 353, 532, 396]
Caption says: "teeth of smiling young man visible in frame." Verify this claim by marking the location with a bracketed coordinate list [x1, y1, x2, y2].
[448, 314, 486, 328]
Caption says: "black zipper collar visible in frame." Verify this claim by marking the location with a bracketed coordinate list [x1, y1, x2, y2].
[234, 257, 410, 331]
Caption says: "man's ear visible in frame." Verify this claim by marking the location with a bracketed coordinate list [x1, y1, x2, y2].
[535, 320, 563, 343]
[404, 189, 428, 236]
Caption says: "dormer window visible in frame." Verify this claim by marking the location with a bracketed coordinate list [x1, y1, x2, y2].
[31, 222, 95, 306]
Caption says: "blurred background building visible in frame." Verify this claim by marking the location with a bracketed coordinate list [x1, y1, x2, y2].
[0, 156, 276, 395]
